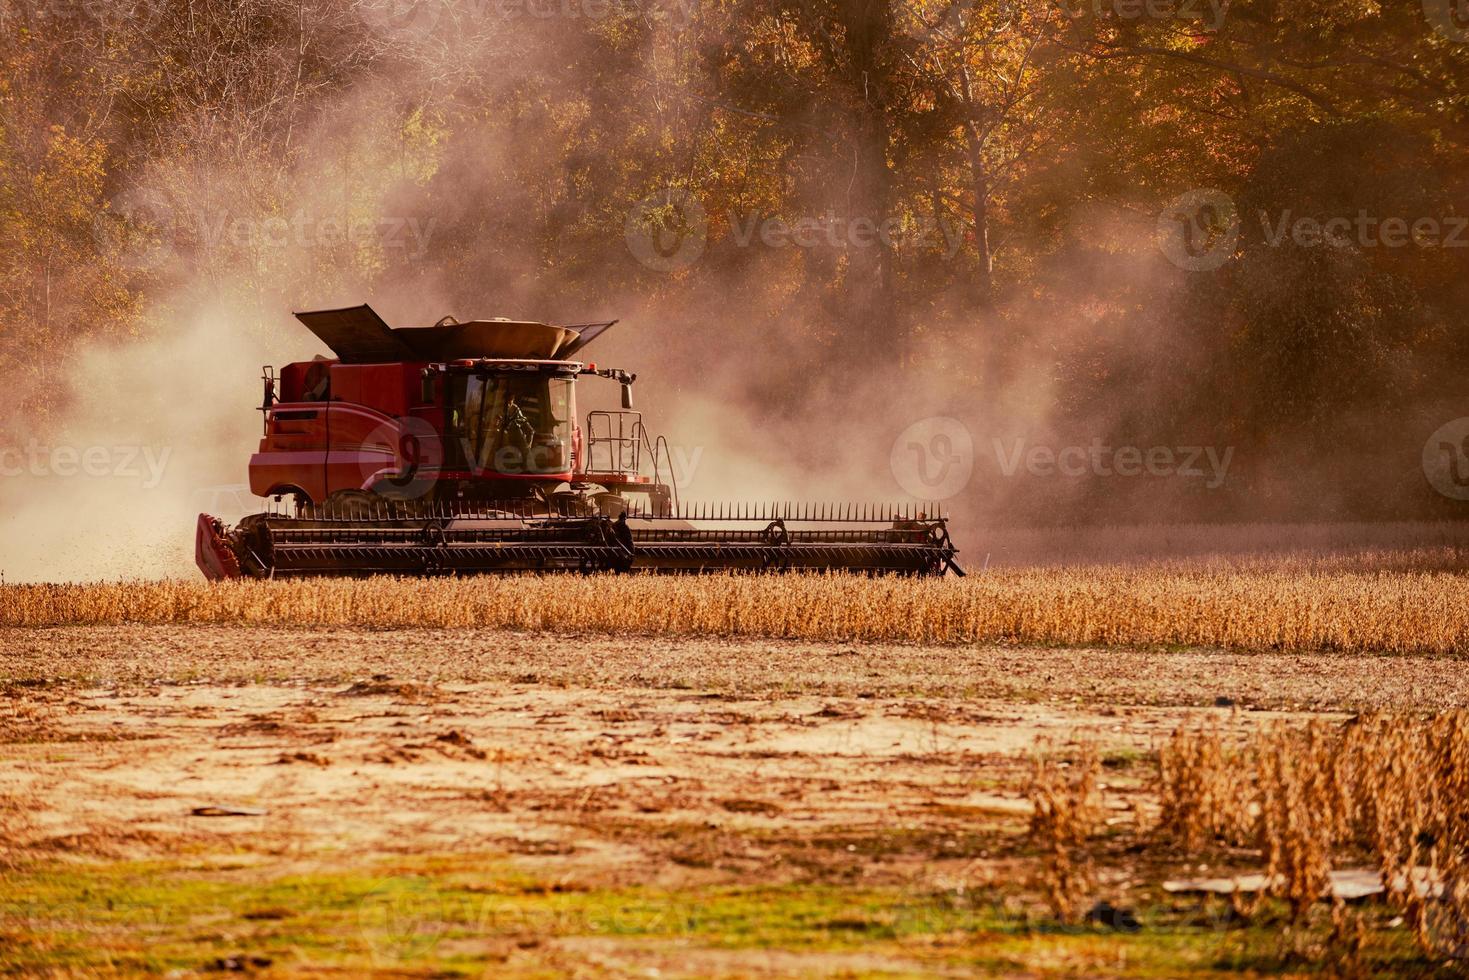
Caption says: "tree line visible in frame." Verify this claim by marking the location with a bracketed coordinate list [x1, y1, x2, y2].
[2, 0, 1466, 520]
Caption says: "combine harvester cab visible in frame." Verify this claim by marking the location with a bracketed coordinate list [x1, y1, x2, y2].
[196, 305, 963, 580]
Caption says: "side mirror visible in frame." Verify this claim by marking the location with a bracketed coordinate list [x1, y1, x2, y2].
[421, 371, 436, 405]
[621, 383, 634, 410]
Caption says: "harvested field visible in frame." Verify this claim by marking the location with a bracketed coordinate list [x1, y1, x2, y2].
[3, 623, 1469, 976]
[7, 550, 1469, 654]
[5, 625, 1469, 711]
[6, 540, 1469, 975]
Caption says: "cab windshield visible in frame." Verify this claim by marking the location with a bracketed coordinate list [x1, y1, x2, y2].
[450, 373, 573, 476]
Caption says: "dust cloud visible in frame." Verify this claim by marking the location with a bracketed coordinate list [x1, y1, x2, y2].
[2, 9, 1456, 583]
[1, 311, 299, 580]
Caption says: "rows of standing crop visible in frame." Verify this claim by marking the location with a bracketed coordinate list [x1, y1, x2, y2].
[5, 556, 1469, 654]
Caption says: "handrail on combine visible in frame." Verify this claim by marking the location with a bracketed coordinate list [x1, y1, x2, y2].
[585, 410, 681, 512]
[586, 410, 643, 474]
[649, 432, 680, 512]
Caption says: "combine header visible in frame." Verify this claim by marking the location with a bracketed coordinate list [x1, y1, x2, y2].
[196, 305, 963, 580]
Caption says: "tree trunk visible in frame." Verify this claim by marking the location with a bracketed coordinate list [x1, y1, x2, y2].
[830, 0, 899, 354]
[964, 125, 994, 305]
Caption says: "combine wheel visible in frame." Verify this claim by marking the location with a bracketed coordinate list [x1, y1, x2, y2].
[762, 519, 790, 547]
[234, 513, 275, 579]
[322, 490, 388, 521]
[591, 514, 636, 573]
[420, 521, 448, 547]
[761, 519, 792, 572]
[925, 522, 965, 578]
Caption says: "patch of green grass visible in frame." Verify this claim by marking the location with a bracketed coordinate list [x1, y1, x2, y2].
[0, 854, 1445, 977]
[1100, 746, 1150, 770]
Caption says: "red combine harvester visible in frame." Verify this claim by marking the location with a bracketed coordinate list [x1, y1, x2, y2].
[196, 305, 963, 579]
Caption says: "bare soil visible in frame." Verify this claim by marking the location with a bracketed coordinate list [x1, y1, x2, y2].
[1, 627, 1464, 976]
[4, 626, 1453, 869]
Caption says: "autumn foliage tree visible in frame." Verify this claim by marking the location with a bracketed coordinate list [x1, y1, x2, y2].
[1, 0, 1466, 520]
